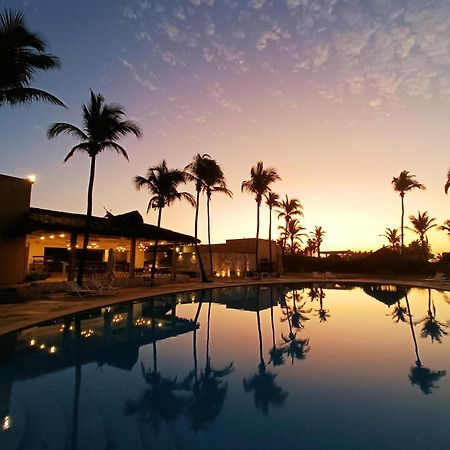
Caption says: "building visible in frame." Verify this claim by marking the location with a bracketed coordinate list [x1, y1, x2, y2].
[0, 174, 197, 285]
[176, 238, 282, 277]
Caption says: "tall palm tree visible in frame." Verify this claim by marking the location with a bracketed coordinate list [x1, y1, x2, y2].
[278, 219, 306, 255]
[203, 160, 232, 277]
[313, 226, 326, 258]
[381, 227, 401, 252]
[276, 195, 303, 252]
[391, 171, 425, 254]
[265, 192, 280, 271]
[185, 153, 215, 282]
[48, 91, 141, 285]
[438, 219, 450, 237]
[242, 161, 280, 272]
[408, 211, 436, 261]
[134, 160, 195, 284]
[0, 9, 64, 107]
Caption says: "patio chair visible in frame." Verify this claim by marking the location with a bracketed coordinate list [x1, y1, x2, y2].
[85, 280, 120, 295]
[65, 281, 97, 297]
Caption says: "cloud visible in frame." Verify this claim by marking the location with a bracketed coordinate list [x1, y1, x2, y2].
[118, 58, 158, 91]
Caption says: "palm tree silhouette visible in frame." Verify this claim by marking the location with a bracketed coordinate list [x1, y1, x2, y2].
[278, 219, 306, 255]
[243, 289, 288, 414]
[404, 294, 447, 395]
[389, 300, 408, 323]
[0, 9, 64, 107]
[444, 169, 450, 194]
[48, 91, 142, 285]
[265, 192, 280, 272]
[134, 160, 195, 284]
[381, 227, 401, 252]
[391, 171, 425, 255]
[438, 219, 450, 238]
[282, 289, 311, 330]
[313, 226, 326, 258]
[415, 289, 448, 343]
[203, 160, 232, 277]
[276, 196, 303, 252]
[407, 211, 436, 261]
[242, 162, 280, 272]
[185, 153, 218, 282]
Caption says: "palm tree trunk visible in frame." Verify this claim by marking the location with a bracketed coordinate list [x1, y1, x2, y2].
[291, 235, 294, 255]
[207, 193, 213, 277]
[150, 207, 162, 283]
[400, 193, 405, 255]
[255, 201, 260, 272]
[77, 155, 96, 286]
[268, 206, 273, 271]
[256, 290, 264, 369]
[194, 189, 209, 282]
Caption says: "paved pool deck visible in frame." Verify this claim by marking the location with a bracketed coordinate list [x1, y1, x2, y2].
[1, 274, 449, 337]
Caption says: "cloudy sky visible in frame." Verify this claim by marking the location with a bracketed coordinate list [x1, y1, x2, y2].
[3, 0, 450, 251]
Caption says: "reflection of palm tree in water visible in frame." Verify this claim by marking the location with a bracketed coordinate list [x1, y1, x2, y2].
[184, 292, 234, 431]
[311, 287, 330, 323]
[282, 289, 311, 330]
[389, 300, 408, 323]
[244, 289, 288, 415]
[415, 289, 449, 343]
[71, 318, 81, 450]
[269, 286, 285, 366]
[125, 338, 188, 435]
[404, 293, 446, 395]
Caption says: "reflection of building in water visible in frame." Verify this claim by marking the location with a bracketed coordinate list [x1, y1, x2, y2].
[0, 299, 198, 432]
[363, 284, 409, 306]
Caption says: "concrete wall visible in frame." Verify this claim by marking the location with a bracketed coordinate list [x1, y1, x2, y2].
[0, 175, 32, 285]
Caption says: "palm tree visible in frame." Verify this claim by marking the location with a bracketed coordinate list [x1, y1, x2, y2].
[203, 160, 232, 277]
[134, 160, 195, 284]
[313, 226, 326, 258]
[48, 91, 141, 285]
[444, 169, 450, 194]
[439, 219, 450, 237]
[391, 171, 425, 254]
[381, 227, 401, 252]
[242, 161, 280, 272]
[185, 153, 215, 282]
[408, 211, 436, 261]
[276, 196, 303, 252]
[1, 9, 64, 107]
[415, 289, 448, 343]
[265, 192, 280, 272]
[278, 219, 306, 255]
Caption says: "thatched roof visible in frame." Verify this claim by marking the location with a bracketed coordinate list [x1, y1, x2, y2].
[16, 207, 198, 244]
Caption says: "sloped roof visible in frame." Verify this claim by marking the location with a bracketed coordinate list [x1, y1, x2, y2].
[18, 207, 198, 244]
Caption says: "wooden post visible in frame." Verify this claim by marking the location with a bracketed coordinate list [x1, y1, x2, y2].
[129, 236, 136, 279]
[68, 232, 78, 281]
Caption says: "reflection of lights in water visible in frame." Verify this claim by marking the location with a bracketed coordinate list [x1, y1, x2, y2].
[50, 346, 56, 354]
[158, 322, 162, 327]
[2, 415, 11, 431]
[112, 314, 123, 323]
[134, 319, 151, 326]
[40, 344, 45, 349]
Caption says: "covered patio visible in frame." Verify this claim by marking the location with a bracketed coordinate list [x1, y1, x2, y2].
[20, 208, 198, 282]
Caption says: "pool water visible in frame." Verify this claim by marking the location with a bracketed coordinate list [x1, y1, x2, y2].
[1, 283, 450, 450]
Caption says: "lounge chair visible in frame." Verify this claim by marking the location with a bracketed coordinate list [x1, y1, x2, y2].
[66, 281, 97, 297]
[85, 280, 120, 294]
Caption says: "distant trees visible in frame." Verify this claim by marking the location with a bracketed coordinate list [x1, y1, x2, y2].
[313, 226, 326, 258]
[242, 161, 280, 271]
[392, 171, 425, 254]
[1, 9, 64, 107]
[265, 192, 280, 272]
[134, 160, 195, 283]
[277, 196, 303, 252]
[48, 91, 141, 285]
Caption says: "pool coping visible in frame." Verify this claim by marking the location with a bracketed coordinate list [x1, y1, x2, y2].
[0, 275, 449, 337]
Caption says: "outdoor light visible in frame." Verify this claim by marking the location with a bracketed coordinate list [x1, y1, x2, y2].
[27, 174, 36, 183]
[49, 235, 55, 239]
[40, 236, 45, 240]
[40, 344, 45, 349]
[2, 415, 11, 431]
[30, 339, 35, 346]
[59, 234, 65, 238]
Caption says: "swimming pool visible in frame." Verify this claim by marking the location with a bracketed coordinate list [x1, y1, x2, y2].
[1, 283, 449, 449]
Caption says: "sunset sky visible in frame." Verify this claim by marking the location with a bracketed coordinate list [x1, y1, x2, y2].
[3, 0, 450, 252]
